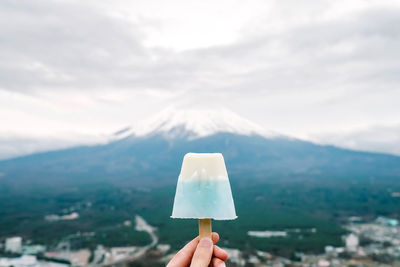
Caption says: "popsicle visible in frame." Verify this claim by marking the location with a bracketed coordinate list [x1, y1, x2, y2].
[171, 153, 237, 238]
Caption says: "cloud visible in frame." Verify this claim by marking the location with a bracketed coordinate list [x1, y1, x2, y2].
[312, 124, 400, 156]
[0, 132, 108, 160]
[0, 0, 400, 157]
[0, 0, 149, 92]
[2, 0, 399, 96]
[185, 7, 400, 94]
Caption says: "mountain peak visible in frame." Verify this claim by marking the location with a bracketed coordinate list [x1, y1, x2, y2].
[114, 107, 277, 140]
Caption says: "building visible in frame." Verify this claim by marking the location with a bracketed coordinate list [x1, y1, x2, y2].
[5, 237, 22, 254]
[345, 233, 359, 252]
[376, 216, 399, 227]
[0, 255, 69, 267]
[22, 245, 46, 255]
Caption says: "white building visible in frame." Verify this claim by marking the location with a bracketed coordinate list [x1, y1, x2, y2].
[345, 233, 359, 252]
[0, 255, 69, 267]
[5, 237, 22, 254]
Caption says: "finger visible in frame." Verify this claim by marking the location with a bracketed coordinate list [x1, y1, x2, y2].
[213, 245, 229, 261]
[190, 238, 213, 267]
[167, 233, 220, 267]
[211, 232, 220, 244]
[167, 237, 198, 267]
[211, 257, 226, 267]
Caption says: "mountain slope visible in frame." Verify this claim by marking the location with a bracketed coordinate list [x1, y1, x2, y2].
[1, 132, 400, 188]
[1, 107, 400, 187]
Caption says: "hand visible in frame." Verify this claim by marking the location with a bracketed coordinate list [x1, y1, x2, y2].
[167, 232, 229, 267]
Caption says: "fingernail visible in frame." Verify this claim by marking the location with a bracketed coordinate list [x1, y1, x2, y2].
[198, 237, 212, 248]
[219, 262, 226, 267]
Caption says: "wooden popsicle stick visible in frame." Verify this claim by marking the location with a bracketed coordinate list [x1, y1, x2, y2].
[198, 218, 212, 239]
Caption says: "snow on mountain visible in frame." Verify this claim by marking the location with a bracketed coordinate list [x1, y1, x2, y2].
[113, 107, 278, 140]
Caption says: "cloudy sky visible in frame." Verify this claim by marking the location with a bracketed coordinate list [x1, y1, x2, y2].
[1, 0, 400, 158]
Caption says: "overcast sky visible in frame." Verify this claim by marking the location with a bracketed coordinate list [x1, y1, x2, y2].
[1, 0, 400, 158]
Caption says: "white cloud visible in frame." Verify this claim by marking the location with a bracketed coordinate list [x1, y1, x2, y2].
[0, 133, 108, 160]
[311, 125, 400, 156]
[1, 0, 400, 157]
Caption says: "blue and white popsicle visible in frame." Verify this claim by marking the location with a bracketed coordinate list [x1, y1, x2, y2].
[171, 153, 237, 237]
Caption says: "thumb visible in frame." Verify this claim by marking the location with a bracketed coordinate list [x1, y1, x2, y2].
[190, 237, 213, 267]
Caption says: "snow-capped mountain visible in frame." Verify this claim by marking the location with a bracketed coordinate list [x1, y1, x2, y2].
[2, 104, 400, 187]
[112, 107, 278, 140]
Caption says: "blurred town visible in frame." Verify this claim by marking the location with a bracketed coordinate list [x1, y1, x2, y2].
[1, 216, 399, 267]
